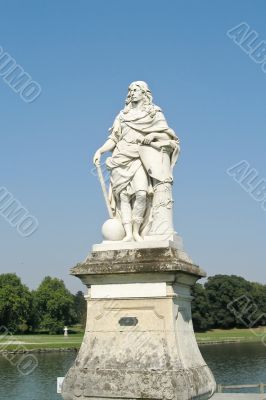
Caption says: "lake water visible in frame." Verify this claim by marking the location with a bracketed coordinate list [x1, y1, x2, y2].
[0, 342, 266, 400]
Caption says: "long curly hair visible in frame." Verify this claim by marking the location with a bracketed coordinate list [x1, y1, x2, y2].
[123, 81, 156, 115]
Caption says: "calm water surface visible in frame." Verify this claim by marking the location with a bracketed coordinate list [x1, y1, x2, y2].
[0, 343, 266, 400]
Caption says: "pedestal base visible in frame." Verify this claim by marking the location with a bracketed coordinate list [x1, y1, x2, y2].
[62, 245, 216, 400]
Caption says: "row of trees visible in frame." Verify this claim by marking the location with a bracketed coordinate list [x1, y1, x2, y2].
[192, 275, 266, 331]
[0, 273, 265, 333]
[0, 274, 86, 334]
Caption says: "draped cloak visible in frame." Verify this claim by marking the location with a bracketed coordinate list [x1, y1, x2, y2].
[105, 105, 180, 225]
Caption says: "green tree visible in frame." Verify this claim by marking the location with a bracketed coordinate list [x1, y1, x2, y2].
[74, 291, 87, 327]
[249, 282, 266, 327]
[191, 283, 213, 332]
[205, 275, 254, 329]
[35, 277, 77, 334]
[0, 273, 32, 332]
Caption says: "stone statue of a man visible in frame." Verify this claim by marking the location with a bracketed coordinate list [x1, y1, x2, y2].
[93, 81, 180, 242]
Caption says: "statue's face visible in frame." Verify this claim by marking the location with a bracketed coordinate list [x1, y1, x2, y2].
[130, 85, 144, 102]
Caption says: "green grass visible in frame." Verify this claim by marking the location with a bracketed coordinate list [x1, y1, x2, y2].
[0, 327, 265, 352]
[0, 333, 84, 351]
[196, 327, 266, 344]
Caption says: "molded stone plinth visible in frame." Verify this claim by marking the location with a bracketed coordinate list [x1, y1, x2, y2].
[61, 246, 216, 400]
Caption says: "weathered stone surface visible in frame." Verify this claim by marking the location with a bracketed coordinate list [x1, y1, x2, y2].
[62, 248, 216, 400]
[71, 247, 205, 287]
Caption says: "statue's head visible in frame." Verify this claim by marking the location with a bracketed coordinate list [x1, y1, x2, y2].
[125, 81, 153, 111]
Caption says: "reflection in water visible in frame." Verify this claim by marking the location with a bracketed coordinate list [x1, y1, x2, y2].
[0, 343, 266, 399]
[201, 342, 266, 393]
[0, 352, 76, 400]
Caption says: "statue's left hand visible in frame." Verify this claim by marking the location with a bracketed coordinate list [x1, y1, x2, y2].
[142, 133, 155, 145]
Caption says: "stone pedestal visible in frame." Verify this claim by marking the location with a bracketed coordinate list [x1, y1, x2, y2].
[61, 242, 216, 400]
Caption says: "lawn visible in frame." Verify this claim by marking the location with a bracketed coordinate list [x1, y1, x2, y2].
[0, 332, 84, 351]
[196, 327, 266, 344]
[0, 327, 265, 352]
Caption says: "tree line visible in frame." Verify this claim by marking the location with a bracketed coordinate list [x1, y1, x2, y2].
[0, 273, 265, 334]
[192, 274, 266, 331]
[0, 274, 86, 334]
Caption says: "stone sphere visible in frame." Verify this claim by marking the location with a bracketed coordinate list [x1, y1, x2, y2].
[102, 218, 125, 241]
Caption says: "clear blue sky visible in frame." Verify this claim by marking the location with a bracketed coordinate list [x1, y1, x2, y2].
[1, 0, 266, 293]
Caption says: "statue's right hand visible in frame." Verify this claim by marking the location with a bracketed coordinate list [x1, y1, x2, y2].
[93, 150, 101, 166]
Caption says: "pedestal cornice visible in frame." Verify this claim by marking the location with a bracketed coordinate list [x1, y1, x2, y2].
[70, 247, 206, 287]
